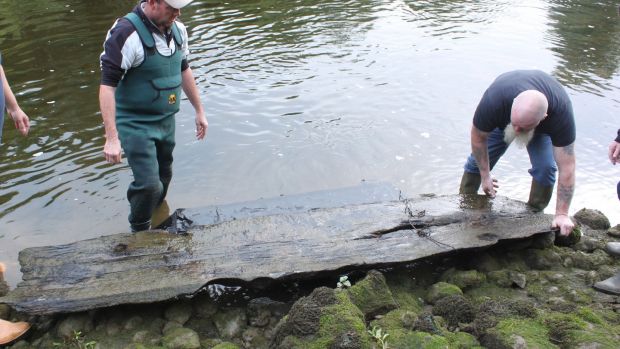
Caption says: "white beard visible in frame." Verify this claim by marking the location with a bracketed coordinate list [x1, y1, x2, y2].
[503, 124, 535, 149]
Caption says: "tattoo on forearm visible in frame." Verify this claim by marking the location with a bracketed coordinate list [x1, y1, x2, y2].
[557, 183, 574, 206]
[472, 144, 487, 170]
[562, 143, 575, 156]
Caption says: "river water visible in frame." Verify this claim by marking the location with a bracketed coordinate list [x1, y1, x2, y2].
[0, 0, 619, 286]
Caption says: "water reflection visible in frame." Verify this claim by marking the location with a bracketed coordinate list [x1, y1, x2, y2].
[0, 0, 619, 287]
[547, 0, 620, 94]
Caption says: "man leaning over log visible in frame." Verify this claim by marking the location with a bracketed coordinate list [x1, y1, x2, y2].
[459, 70, 575, 236]
[99, 0, 208, 232]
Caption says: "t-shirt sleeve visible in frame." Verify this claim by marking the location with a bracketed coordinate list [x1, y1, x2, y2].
[615, 129, 620, 143]
[549, 101, 576, 147]
[100, 18, 139, 87]
[472, 89, 502, 132]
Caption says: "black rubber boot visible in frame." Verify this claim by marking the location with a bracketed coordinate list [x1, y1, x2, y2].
[459, 172, 481, 194]
[593, 272, 620, 295]
[527, 179, 553, 211]
[130, 220, 151, 233]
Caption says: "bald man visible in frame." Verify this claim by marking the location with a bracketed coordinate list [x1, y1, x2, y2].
[460, 70, 576, 236]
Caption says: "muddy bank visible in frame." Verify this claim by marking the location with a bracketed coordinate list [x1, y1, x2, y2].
[2, 208, 620, 349]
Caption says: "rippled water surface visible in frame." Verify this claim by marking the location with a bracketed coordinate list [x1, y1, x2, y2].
[1, 0, 619, 286]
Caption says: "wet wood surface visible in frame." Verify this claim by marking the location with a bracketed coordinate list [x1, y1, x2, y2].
[0, 185, 553, 315]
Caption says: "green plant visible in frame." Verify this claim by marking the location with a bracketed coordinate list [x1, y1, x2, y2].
[52, 330, 97, 349]
[368, 325, 389, 349]
[337, 275, 351, 289]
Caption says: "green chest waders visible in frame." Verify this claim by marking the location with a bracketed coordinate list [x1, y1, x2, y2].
[116, 13, 184, 231]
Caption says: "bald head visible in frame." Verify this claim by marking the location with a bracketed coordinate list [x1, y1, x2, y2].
[511, 90, 548, 130]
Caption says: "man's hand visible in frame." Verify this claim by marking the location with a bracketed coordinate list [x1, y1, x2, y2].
[552, 214, 574, 236]
[609, 141, 620, 165]
[195, 113, 208, 140]
[481, 176, 498, 198]
[9, 108, 30, 136]
[104, 137, 122, 164]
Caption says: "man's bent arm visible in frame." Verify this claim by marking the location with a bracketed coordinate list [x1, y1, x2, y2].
[552, 143, 576, 235]
[181, 67, 208, 140]
[99, 85, 122, 163]
[471, 125, 495, 196]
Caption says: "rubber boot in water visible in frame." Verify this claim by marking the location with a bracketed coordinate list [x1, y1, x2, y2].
[0, 319, 31, 345]
[527, 179, 553, 211]
[459, 171, 481, 194]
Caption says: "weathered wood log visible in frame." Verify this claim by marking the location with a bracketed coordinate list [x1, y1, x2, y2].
[0, 186, 553, 315]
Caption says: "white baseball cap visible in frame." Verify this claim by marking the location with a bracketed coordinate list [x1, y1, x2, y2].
[163, 0, 193, 9]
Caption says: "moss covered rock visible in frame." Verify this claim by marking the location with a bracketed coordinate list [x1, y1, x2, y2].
[374, 329, 451, 349]
[346, 270, 398, 320]
[523, 248, 562, 270]
[568, 250, 612, 270]
[472, 297, 537, 336]
[554, 225, 582, 247]
[161, 327, 201, 349]
[271, 287, 372, 349]
[425, 282, 463, 304]
[542, 308, 620, 348]
[481, 318, 554, 349]
[574, 208, 610, 230]
[211, 343, 241, 349]
[443, 331, 482, 349]
[432, 295, 475, 328]
[440, 269, 486, 290]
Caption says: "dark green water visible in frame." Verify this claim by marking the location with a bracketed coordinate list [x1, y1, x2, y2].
[1, 0, 619, 286]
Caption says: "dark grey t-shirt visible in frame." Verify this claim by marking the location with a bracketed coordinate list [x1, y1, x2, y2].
[473, 70, 576, 147]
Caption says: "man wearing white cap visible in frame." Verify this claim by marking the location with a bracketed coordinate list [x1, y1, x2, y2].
[99, 0, 208, 232]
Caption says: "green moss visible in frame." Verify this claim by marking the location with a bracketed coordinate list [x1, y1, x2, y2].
[346, 270, 397, 319]
[389, 283, 424, 313]
[390, 331, 451, 349]
[554, 225, 582, 246]
[126, 345, 166, 349]
[464, 282, 518, 304]
[211, 343, 241, 349]
[443, 331, 481, 349]
[371, 308, 414, 331]
[425, 282, 462, 304]
[486, 270, 513, 288]
[441, 269, 486, 290]
[290, 291, 373, 349]
[487, 318, 556, 348]
[542, 309, 620, 348]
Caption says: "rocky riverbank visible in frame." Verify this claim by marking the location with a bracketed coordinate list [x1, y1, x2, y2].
[2, 208, 620, 349]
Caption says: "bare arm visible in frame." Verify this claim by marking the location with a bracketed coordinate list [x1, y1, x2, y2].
[99, 85, 122, 164]
[471, 125, 497, 197]
[1, 65, 29, 136]
[552, 143, 575, 236]
[609, 140, 620, 165]
[181, 67, 208, 140]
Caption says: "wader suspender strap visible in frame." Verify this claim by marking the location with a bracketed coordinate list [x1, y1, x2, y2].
[124, 13, 183, 50]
